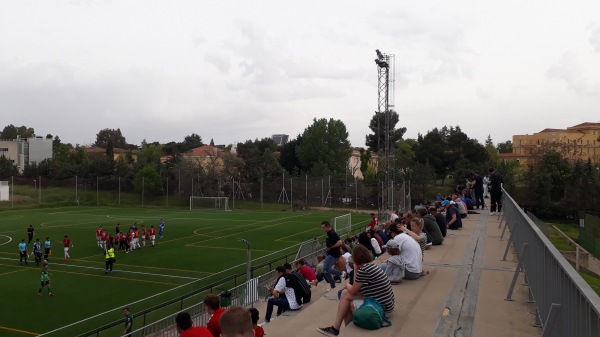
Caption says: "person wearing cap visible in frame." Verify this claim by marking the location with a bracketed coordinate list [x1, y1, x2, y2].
[442, 199, 462, 230]
[264, 266, 301, 323]
[380, 240, 405, 283]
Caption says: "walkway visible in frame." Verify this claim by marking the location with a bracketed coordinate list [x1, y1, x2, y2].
[253, 212, 542, 337]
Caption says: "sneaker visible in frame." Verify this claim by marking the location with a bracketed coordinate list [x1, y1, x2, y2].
[317, 326, 339, 337]
[341, 271, 347, 280]
[490, 212, 496, 215]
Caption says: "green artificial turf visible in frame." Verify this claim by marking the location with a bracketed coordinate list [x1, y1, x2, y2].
[0, 206, 369, 336]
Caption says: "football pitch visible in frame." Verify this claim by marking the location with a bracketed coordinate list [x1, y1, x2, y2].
[0, 206, 368, 337]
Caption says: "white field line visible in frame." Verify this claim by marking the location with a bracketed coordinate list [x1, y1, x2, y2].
[0, 234, 13, 246]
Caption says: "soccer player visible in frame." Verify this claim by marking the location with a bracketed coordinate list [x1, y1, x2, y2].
[125, 229, 133, 253]
[44, 237, 51, 261]
[32, 238, 43, 265]
[123, 307, 133, 337]
[141, 225, 147, 247]
[159, 219, 166, 238]
[62, 235, 72, 260]
[100, 230, 108, 250]
[133, 227, 140, 249]
[37, 261, 53, 296]
[27, 225, 35, 244]
[96, 226, 103, 247]
[18, 239, 28, 265]
[149, 225, 157, 247]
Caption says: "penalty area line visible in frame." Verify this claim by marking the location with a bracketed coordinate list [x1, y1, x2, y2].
[0, 325, 40, 336]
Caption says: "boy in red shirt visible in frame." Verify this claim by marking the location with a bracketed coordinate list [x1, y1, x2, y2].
[148, 226, 157, 247]
[62, 235, 72, 259]
[203, 295, 225, 337]
[96, 227, 103, 247]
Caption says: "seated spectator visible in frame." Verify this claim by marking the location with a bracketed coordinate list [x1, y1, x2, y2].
[452, 194, 468, 218]
[248, 308, 264, 337]
[373, 223, 389, 245]
[429, 206, 448, 237]
[265, 266, 302, 323]
[379, 240, 405, 284]
[175, 311, 212, 337]
[220, 306, 254, 337]
[389, 223, 423, 280]
[420, 208, 444, 245]
[296, 259, 318, 286]
[283, 263, 311, 304]
[357, 232, 376, 259]
[341, 245, 353, 283]
[203, 294, 225, 337]
[317, 245, 394, 337]
[405, 218, 428, 254]
[315, 254, 326, 282]
[442, 200, 463, 230]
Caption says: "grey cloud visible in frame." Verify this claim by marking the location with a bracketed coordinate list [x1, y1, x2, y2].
[204, 51, 231, 73]
[589, 26, 600, 53]
[546, 51, 600, 96]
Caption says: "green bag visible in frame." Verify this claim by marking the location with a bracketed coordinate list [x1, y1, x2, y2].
[352, 297, 392, 330]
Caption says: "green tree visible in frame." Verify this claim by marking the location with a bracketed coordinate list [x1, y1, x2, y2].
[138, 143, 164, 169]
[94, 128, 128, 148]
[0, 124, 35, 139]
[279, 137, 303, 174]
[236, 138, 282, 180]
[0, 155, 18, 177]
[134, 166, 163, 195]
[365, 110, 406, 152]
[182, 133, 204, 151]
[296, 118, 351, 174]
[497, 140, 513, 154]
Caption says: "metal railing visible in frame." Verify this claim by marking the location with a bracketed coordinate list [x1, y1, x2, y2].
[503, 190, 600, 336]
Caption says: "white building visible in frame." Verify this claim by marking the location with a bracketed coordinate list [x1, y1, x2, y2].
[0, 136, 53, 173]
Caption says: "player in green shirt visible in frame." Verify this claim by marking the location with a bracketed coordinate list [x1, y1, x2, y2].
[37, 262, 53, 296]
[123, 307, 133, 336]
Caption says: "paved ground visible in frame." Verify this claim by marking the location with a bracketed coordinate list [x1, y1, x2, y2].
[253, 212, 543, 337]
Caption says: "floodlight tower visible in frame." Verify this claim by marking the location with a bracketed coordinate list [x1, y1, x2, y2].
[374, 49, 395, 212]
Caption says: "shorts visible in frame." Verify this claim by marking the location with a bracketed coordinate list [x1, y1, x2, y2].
[20, 252, 27, 258]
[352, 299, 364, 309]
[64, 247, 69, 253]
[41, 280, 50, 287]
[150, 235, 155, 240]
[96, 236, 101, 241]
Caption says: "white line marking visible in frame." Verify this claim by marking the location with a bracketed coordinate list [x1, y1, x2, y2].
[0, 235, 12, 246]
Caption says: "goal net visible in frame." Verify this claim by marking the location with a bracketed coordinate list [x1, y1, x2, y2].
[332, 213, 352, 238]
[189, 196, 229, 211]
[295, 238, 323, 263]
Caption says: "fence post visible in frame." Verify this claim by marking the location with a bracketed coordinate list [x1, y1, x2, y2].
[502, 230, 513, 261]
[541, 303, 561, 337]
[505, 242, 528, 301]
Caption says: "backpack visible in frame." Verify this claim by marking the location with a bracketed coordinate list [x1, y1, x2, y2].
[352, 297, 392, 330]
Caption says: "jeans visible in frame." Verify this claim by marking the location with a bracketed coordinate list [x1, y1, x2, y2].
[265, 297, 289, 321]
[323, 255, 342, 288]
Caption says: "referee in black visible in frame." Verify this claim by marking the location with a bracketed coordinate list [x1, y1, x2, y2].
[27, 225, 35, 244]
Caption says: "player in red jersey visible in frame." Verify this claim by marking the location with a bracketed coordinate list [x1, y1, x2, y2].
[100, 230, 108, 250]
[62, 235, 73, 259]
[126, 230, 133, 253]
[133, 228, 140, 250]
[141, 225, 147, 247]
[96, 226, 103, 247]
[148, 226, 157, 247]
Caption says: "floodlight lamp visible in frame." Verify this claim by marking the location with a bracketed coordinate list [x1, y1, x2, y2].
[376, 49, 383, 59]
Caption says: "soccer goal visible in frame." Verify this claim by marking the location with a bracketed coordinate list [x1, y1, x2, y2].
[332, 213, 352, 237]
[189, 196, 230, 211]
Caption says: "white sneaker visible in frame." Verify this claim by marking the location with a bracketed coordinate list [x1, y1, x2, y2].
[490, 212, 496, 215]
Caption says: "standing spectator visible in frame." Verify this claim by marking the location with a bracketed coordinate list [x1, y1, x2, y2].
[32, 238, 43, 265]
[37, 261, 53, 296]
[248, 308, 265, 337]
[123, 307, 133, 337]
[18, 239, 28, 265]
[321, 221, 343, 291]
[149, 226, 157, 247]
[264, 266, 301, 323]
[44, 237, 51, 261]
[429, 207, 448, 238]
[62, 235, 72, 260]
[317, 245, 394, 337]
[220, 306, 254, 337]
[104, 245, 116, 274]
[27, 225, 35, 244]
[159, 219, 166, 238]
[473, 171, 485, 210]
[489, 167, 504, 215]
[368, 213, 378, 229]
[296, 259, 318, 286]
[175, 311, 212, 337]
[204, 294, 225, 337]
[483, 174, 490, 198]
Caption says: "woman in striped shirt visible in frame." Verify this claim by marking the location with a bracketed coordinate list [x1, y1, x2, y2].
[317, 245, 394, 337]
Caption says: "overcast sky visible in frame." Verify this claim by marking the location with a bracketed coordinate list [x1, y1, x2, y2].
[1, 0, 599, 149]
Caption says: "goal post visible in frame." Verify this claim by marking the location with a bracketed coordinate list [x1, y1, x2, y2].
[332, 213, 352, 238]
[189, 196, 230, 211]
